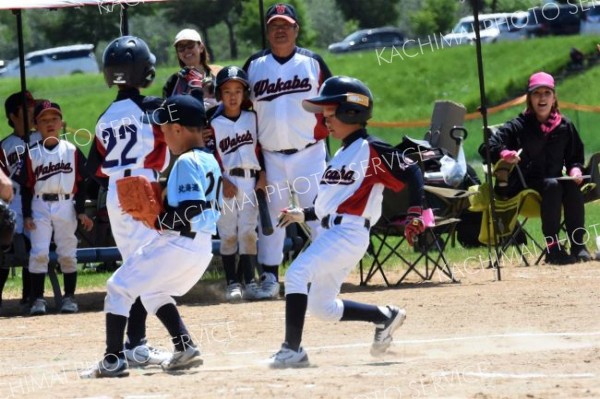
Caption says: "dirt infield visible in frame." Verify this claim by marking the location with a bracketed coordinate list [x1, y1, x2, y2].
[1, 260, 599, 399]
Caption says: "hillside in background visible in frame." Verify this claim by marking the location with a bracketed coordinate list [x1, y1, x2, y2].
[1, 35, 600, 162]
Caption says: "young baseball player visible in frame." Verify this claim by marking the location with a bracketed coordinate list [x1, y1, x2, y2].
[269, 76, 425, 368]
[82, 93, 222, 378]
[86, 36, 171, 365]
[0, 91, 41, 310]
[243, 3, 332, 299]
[211, 65, 263, 301]
[17, 100, 93, 315]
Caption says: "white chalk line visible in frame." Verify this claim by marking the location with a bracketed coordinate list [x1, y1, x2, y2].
[433, 371, 596, 379]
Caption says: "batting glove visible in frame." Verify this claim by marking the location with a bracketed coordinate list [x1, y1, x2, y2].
[276, 207, 305, 229]
[500, 149, 521, 164]
[404, 206, 425, 247]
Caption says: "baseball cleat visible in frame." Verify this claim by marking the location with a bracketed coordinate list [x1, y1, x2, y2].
[161, 346, 203, 371]
[60, 296, 79, 313]
[124, 344, 171, 367]
[257, 272, 280, 300]
[80, 356, 129, 379]
[242, 281, 261, 300]
[29, 298, 47, 316]
[370, 306, 406, 357]
[225, 283, 243, 302]
[269, 343, 310, 369]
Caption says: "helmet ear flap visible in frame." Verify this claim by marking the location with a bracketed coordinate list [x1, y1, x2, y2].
[142, 65, 156, 88]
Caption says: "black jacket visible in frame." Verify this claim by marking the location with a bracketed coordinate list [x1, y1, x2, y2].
[481, 112, 585, 193]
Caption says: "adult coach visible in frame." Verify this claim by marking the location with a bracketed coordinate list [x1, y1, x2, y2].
[243, 3, 332, 299]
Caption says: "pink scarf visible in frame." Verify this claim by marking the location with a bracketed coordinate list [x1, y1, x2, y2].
[526, 109, 562, 135]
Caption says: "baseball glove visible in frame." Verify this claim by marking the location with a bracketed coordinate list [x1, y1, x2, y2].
[0, 199, 16, 247]
[116, 176, 163, 229]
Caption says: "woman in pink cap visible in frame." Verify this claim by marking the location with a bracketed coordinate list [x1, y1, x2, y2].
[163, 28, 218, 110]
[483, 71, 591, 265]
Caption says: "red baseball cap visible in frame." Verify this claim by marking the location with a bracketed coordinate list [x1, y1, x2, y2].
[528, 72, 555, 92]
[266, 3, 298, 25]
[34, 100, 62, 121]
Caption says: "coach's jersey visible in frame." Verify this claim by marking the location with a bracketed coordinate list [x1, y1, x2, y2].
[166, 148, 222, 235]
[0, 131, 42, 190]
[243, 47, 331, 151]
[91, 89, 169, 177]
[22, 140, 86, 195]
[314, 129, 421, 224]
[210, 108, 260, 172]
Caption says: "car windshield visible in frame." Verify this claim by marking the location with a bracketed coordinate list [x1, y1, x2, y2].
[343, 31, 365, 42]
[452, 18, 502, 33]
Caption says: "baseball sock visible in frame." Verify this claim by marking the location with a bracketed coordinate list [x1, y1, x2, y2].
[30, 272, 45, 299]
[63, 272, 77, 297]
[222, 254, 237, 284]
[105, 313, 128, 358]
[239, 255, 256, 284]
[125, 297, 147, 349]
[21, 267, 31, 302]
[156, 303, 194, 352]
[0, 267, 9, 305]
[263, 265, 279, 282]
[340, 300, 390, 324]
[284, 293, 307, 351]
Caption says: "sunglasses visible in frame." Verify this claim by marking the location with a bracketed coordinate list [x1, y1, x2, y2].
[176, 42, 197, 53]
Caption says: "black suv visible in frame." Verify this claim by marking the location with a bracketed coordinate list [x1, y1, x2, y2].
[524, 4, 581, 37]
[328, 27, 405, 53]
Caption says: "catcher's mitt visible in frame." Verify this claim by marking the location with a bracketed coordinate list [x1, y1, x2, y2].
[116, 176, 163, 229]
[0, 199, 16, 247]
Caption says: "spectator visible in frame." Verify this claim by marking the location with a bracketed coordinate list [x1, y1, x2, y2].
[243, 3, 332, 299]
[0, 91, 41, 311]
[18, 100, 93, 315]
[163, 28, 218, 111]
[484, 72, 591, 265]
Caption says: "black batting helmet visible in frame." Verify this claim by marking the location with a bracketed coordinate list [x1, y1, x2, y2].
[302, 76, 373, 125]
[102, 36, 156, 88]
[215, 66, 250, 101]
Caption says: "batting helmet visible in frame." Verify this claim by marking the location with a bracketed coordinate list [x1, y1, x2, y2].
[215, 66, 250, 101]
[302, 76, 373, 124]
[102, 36, 156, 88]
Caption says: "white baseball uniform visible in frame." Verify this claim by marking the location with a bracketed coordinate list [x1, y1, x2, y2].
[210, 107, 260, 256]
[105, 148, 222, 315]
[0, 131, 42, 233]
[285, 129, 423, 321]
[87, 88, 170, 260]
[19, 139, 87, 274]
[244, 47, 331, 266]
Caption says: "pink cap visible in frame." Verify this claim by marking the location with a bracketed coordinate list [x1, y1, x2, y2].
[528, 72, 555, 92]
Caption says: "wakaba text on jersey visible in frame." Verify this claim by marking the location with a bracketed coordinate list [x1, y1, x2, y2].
[253, 75, 312, 101]
[219, 130, 254, 155]
[320, 165, 356, 186]
[34, 161, 73, 181]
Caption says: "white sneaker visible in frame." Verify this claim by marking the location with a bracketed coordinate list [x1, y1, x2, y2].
[80, 356, 129, 379]
[124, 344, 172, 367]
[161, 346, 203, 371]
[60, 296, 78, 313]
[257, 273, 280, 299]
[242, 281, 261, 300]
[30, 298, 47, 316]
[370, 306, 406, 357]
[225, 283, 243, 302]
[269, 343, 310, 369]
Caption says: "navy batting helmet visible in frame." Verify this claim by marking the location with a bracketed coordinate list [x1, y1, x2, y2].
[102, 36, 156, 88]
[302, 76, 373, 124]
[215, 66, 250, 101]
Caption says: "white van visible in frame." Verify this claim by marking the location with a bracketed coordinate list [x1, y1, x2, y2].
[581, 2, 600, 35]
[0, 44, 99, 78]
[443, 13, 514, 46]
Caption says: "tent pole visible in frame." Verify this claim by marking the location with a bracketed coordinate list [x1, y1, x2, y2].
[470, 0, 502, 281]
[120, 4, 129, 36]
[13, 9, 30, 144]
[259, 0, 266, 49]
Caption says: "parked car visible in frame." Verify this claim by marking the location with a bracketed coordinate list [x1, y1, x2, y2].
[442, 13, 513, 46]
[0, 44, 99, 78]
[523, 4, 581, 37]
[495, 11, 530, 41]
[328, 27, 405, 53]
[581, 2, 600, 35]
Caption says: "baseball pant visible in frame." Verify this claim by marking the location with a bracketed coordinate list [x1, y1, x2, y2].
[284, 214, 369, 322]
[104, 232, 212, 316]
[9, 193, 25, 234]
[258, 142, 326, 265]
[28, 197, 77, 274]
[217, 172, 259, 256]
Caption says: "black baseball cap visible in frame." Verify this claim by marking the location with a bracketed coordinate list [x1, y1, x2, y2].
[33, 100, 62, 122]
[155, 94, 207, 128]
[5, 90, 35, 120]
[265, 3, 298, 24]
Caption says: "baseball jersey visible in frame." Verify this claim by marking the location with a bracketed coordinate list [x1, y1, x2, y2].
[243, 47, 331, 151]
[18, 140, 88, 217]
[210, 107, 261, 172]
[159, 148, 222, 235]
[88, 88, 169, 178]
[0, 131, 42, 189]
[313, 129, 423, 223]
